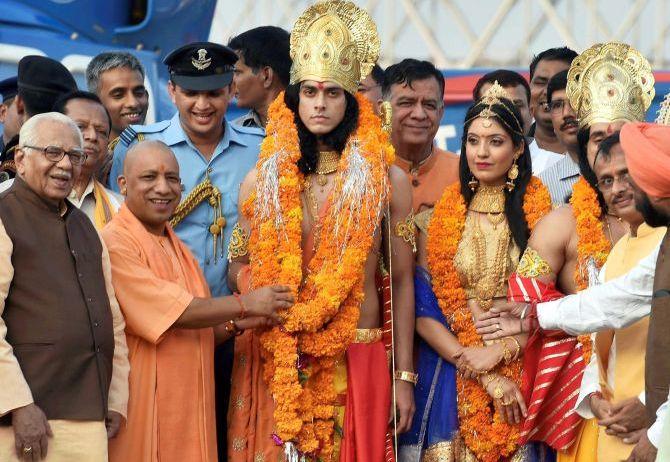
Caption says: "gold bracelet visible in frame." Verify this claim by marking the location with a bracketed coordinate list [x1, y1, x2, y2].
[506, 336, 521, 361]
[394, 370, 418, 385]
[480, 374, 497, 389]
[496, 339, 512, 365]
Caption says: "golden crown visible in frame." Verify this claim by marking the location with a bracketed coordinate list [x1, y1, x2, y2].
[289, 0, 380, 94]
[567, 42, 655, 129]
[656, 92, 670, 126]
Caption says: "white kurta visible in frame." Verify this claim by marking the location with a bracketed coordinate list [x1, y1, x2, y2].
[537, 242, 667, 448]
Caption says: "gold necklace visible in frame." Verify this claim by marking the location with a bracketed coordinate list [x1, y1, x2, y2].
[470, 184, 506, 229]
[472, 216, 511, 311]
[316, 150, 340, 186]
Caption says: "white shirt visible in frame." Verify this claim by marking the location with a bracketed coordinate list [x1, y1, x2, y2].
[528, 139, 563, 175]
[66, 178, 123, 222]
[538, 242, 666, 447]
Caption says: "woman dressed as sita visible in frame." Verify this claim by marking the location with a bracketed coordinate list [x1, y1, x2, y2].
[399, 83, 554, 462]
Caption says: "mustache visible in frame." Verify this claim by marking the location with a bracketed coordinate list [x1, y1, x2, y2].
[560, 118, 578, 131]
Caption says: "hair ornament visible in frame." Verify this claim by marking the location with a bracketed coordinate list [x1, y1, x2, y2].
[465, 81, 525, 136]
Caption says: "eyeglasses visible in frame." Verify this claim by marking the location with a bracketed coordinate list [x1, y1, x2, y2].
[539, 101, 550, 112]
[597, 172, 631, 191]
[21, 145, 87, 166]
[549, 99, 566, 113]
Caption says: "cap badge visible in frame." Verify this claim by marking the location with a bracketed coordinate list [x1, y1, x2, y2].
[192, 49, 212, 71]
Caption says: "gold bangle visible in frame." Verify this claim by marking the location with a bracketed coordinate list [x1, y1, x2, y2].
[480, 374, 496, 389]
[496, 338, 512, 365]
[506, 336, 521, 361]
[394, 370, 418, 385]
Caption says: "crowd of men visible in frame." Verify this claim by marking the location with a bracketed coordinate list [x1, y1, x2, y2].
[0, 2, 669, 461]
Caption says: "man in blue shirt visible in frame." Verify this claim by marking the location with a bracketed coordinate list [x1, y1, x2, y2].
[109, 42, 263, 296]
[108, 42, 264, 459]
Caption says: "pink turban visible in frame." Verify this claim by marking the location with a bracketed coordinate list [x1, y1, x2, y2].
[620, 122, 670, 198]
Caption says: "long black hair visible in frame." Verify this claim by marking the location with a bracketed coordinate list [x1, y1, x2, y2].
[459, 98, 533, 251]
[576, 126, 608, 213]
[284, 83, 359, 175]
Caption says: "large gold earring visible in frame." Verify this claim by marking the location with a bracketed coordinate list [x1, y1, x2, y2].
[506, 159, 519, 192]
[468, 176, 479, 192]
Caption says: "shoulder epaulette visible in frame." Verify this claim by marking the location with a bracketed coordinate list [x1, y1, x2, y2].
[118, 120, 171, 147]
[118, 126, 139, 147]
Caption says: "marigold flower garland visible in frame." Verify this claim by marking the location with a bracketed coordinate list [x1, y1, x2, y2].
[243, 93, 393, 459]
[426, 177, 551, 462]
[569, 177, 612, 364]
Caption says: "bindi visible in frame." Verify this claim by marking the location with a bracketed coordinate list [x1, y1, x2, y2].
[316, 82, 325, 90]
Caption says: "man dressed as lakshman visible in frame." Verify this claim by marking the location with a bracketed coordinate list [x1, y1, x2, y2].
[477, 42, 655, 461]
[226, 1, 416, 461]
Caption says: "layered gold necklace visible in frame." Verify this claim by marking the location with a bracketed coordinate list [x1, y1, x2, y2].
[469, 184, 506, 229]
[315, 150, 339, 186]
[468, 185, 511, 311]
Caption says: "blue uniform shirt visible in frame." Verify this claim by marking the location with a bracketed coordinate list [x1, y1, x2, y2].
[109, 112, 263, 296]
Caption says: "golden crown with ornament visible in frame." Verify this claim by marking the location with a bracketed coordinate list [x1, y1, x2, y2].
[289, 0, 381, 94]
[567, 41, 655, 128]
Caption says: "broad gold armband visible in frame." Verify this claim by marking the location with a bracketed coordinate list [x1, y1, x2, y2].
[394, 370, 419, 385]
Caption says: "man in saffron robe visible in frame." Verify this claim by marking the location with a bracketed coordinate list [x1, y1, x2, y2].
[102, 140, 294, 462]
[226, 2, 416, 461]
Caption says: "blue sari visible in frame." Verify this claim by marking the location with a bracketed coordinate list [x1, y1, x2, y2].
[398, 267, 556, 462]
[398, 266, 458, 460]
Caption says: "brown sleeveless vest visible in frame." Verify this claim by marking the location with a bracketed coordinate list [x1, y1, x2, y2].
[645, 231, 670, 423]
[0, 177, 114, 424]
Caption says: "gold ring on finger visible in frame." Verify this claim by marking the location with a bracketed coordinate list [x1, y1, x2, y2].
[501, 397, 515, 406]
[495, 323, 501, 330]
[23, 445, 33, 454]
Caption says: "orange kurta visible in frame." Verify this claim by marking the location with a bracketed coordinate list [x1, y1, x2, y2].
[394, 146, 460, 212]
[103, 204, 217, 462]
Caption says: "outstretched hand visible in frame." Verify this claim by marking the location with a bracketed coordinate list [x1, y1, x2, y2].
[475, 311, 526, 341]
[241, 285, 294, 322]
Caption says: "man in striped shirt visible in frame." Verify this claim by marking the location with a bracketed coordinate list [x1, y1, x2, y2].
[539, 70, 581, 205]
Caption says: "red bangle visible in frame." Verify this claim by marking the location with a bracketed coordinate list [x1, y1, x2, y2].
[233, 292, 246, 319]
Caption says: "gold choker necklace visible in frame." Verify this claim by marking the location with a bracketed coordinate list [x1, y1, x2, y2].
[315, 151, 340, 186]
[470, 185, 506, 228]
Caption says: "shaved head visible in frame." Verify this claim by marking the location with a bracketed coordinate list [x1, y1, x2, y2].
[123, 140, 177, 176]
[119, 140, 182, 235]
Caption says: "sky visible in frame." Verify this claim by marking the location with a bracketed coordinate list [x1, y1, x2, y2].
[211, 0, 670, 69]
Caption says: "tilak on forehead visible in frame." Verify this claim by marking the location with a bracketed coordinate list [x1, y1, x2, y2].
[566, 41, 654, 128]
[289, 0, 380, 95]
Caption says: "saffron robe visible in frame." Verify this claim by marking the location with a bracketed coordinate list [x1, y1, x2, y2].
[103, 204, 216, 462]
